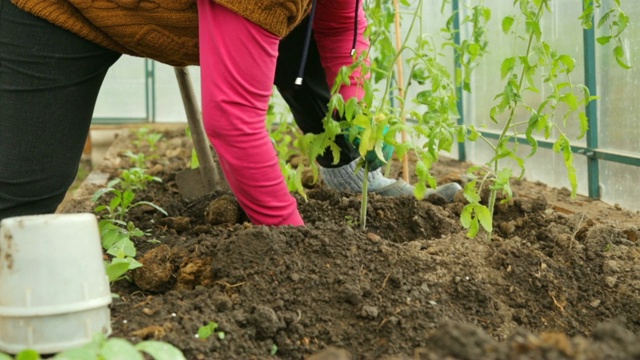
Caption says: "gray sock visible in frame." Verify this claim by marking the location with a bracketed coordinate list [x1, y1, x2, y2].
[320, 159, 395, 193]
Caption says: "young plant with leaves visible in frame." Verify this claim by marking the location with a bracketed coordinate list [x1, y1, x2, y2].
[301, 0, 489, 229]
[266, 98, 308, 199]
[458, 0, 629, 240]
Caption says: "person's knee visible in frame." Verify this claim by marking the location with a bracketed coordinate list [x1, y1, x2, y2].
[0, 166, 77, 220]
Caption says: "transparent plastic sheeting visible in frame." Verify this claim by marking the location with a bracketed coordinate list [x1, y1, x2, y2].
[94, 56, 147, 119]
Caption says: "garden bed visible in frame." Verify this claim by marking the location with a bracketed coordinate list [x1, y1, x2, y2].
[59, 127, 640, 359]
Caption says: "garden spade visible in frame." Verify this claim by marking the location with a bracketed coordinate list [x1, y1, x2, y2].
[174, 67, 227, 200]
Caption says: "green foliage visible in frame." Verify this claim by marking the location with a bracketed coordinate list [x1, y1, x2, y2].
[197, 322, 225, 340]
[185, 127, 200, 169]
[0, 334, 185, 360]
[266, 97, 308, 199]
[93, 184, 166, 222]
[273, 0, 630, 238]
[98, 219, 144, 282]
[583, 0, 631, 69]
[92, 151, 167, 282]
[132, 127, 163, 151]
[118, 166, 162, 192]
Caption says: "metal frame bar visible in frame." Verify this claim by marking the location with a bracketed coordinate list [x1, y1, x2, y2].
[452, 0, 467, 161]
[582, 1, 601, 198]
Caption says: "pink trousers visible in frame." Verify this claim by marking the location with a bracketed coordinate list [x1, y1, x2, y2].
[197, 0, 368, 226]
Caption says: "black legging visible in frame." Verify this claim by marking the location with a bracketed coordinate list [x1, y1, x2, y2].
[0, 0, 358, 221]
[275, 17, 360, 169]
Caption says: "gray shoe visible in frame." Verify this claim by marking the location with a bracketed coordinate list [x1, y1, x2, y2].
[373, 179, 461, 202]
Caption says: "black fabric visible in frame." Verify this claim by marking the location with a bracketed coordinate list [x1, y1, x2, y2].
[275, 16, 360, 168]
[0, 0, 121, 221]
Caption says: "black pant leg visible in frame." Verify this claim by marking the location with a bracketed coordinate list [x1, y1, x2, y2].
[0, 0, 121, 221]
[274, 17, 359, 168]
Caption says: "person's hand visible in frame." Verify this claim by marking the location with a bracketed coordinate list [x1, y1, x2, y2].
[352, 125, 394, 171]
[362, 141, 394, 171]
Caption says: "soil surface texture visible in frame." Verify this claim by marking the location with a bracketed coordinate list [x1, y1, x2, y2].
[60, 128, 640, 360]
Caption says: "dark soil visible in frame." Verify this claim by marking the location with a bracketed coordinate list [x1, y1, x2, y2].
[60, 128, 640, 360]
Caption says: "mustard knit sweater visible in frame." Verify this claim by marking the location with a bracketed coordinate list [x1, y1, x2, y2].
[10, 0, 311, 67]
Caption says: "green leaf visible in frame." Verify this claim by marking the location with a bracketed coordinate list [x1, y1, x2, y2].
[198, 322, 219, 340]
[463, 181, 481, 203]
[107, 238, 136, 258]
[122, 190, 136, 209]
[101, 338, 144, 360]
[133, 201, 168, 216]
[414, 182, 427, 200]
[105, 261, 131, 282]
[92, 187, 114, 203]
[500, 57, 516, 79]
[136, 341, 186, 360]
[560, 93, 578, 110]
[415, 90, 434, 106]
[54, 347, 100, 360]
[502, 16, 515, 34]
[460, 205, 472, 228]
[614, 45, 632, 69]
[123, 257, 143, 271]
[415, 161, 428, 180]
[109, 196, 122, 212]
[557, 55, 575, 73]
[15, 350, 40, 360]
[0, 353, 13, 360]
[352, 114, 370, 128]
[467, 217, 480, 238]
[190, 149, 200, 169]
[476, 205, 493, 233]
[596, 35, 611, 45]
[344, 98, 358, 122]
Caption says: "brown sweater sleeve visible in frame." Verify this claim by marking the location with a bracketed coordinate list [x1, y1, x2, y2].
[213, 0, 311, 38]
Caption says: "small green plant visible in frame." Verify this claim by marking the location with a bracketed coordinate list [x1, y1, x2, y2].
[92, 180, 166, 222]
[118, 167, 162, 192]
[0, 333, 185, 360]
[266, 96, 307, 199]
[196, 322, 225, 340]
[124, 151, 149, 169]
[92, 160, 167, 282]
[270, 344, 278, 356]
[457, 0, 630, 240]
[132, 127, 163, 151]
[98, 220, 144, 282]
[0, 349, 39, 360]
[185, 127, 200, 169]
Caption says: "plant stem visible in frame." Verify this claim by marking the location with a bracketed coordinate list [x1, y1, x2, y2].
[488, 2, 545, 241]
[360, 162, 369, 231]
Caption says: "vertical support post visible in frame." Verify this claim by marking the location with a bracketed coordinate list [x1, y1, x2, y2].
[392, 0, 410, 182]
[452, 0, 467, 162]
[145, 59, 156, 123]
[582, 1, 600, 199]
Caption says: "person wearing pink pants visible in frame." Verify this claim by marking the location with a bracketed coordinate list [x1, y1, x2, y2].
[2, 0, 461, 224]
[197, 0, 370, 226]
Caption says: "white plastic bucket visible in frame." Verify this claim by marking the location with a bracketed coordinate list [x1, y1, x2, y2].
[0, 213, 112, 354]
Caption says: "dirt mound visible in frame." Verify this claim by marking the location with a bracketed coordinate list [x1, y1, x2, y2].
[64, 129, 640, 359]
